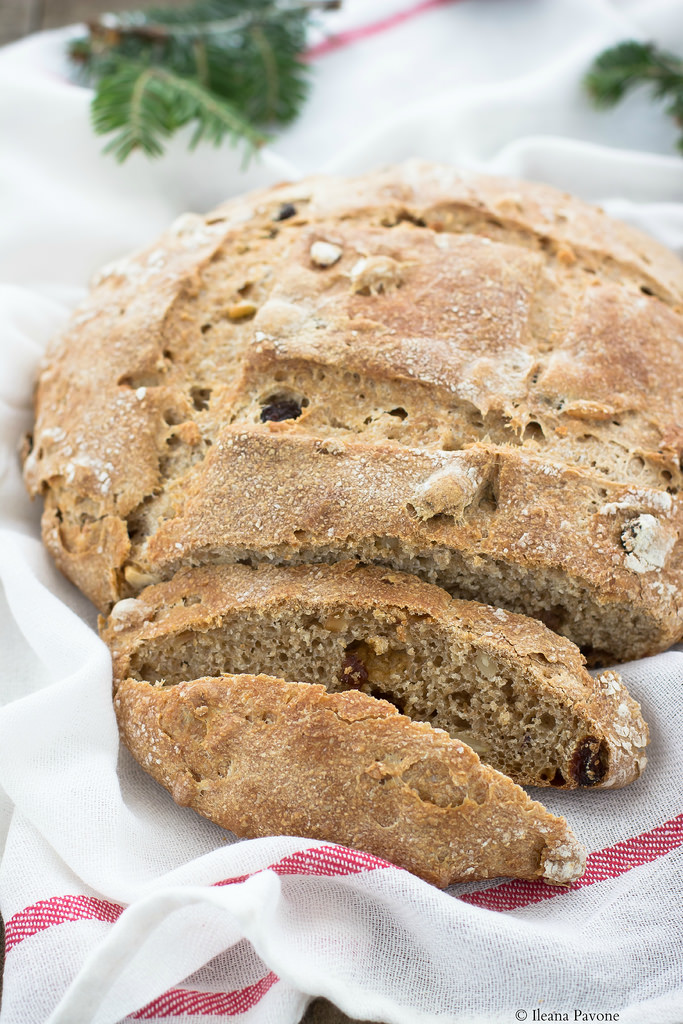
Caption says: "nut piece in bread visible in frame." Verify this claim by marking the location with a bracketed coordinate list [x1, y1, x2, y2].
[103, 561, 648, 790]
[115, 673, 587, 888]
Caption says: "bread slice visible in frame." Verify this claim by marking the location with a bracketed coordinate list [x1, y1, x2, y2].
[115, 672, 587, 888]
[121, 426, 682, 664]
[102, 561, 648, 790]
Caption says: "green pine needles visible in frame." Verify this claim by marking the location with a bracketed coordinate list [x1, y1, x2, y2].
[69, 0, 340, 162]
[585, 40, 683, 152]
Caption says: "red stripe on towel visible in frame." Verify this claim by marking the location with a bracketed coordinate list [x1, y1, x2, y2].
[462, 813, 683, 912]
[305, 0, 461, 60]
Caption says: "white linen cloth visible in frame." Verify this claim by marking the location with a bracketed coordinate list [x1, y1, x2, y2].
[1, 0, 683, 1020]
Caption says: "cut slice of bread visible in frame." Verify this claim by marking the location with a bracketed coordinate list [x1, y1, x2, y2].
[123, 426, 682, 664]
[114, 672, 587, 888]
[103, 561, 648, 790]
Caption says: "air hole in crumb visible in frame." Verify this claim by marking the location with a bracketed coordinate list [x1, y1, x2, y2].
[163, 408, 185, 426]
[478, 478, 499, 513]
[538, 605, 565, 632]
[386, 210, 427, 228]
[370, 688, 405, 713]
[522, 421, 544, 442]
[549, 769, 566, 787]
[450, 715, 470, 731]
[191, 387, 212, 411]
[640, 285, 655, 296]
[163, 349, 174, 361]
[500, 681, 514, 705]
[540, 713, 556, 730]
[166, 435, 182, 449]
[181, 594, 202, 606]
[388, 407, 408, 420]
[201, 323, 213, 334]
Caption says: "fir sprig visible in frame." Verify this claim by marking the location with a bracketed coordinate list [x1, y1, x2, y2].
[585, 41, 683, 152]
[69, 0, 340, 162]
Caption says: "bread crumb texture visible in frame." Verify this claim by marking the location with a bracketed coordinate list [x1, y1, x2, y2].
[103, 561, 648, 791]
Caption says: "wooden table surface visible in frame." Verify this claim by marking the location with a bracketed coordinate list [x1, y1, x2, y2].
[0, 0, 190, 45]
[1, 3, 381, 1022]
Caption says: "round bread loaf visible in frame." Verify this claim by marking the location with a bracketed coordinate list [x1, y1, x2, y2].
[24, 161, 683, 662]
[26, 161, 677, 885]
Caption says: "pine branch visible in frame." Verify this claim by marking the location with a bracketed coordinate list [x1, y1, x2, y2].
[585, 40, 683, 152]
[87, 0, 338, 44]
[69, 0, 341, 162]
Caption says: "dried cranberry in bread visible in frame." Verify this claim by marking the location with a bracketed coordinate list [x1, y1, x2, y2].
[115, 673, 587, 888]
[103, 561, 648, 790]
[24, 162, 683, 660]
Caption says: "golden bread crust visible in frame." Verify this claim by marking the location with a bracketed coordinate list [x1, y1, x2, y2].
[114, 672, 586, 888]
